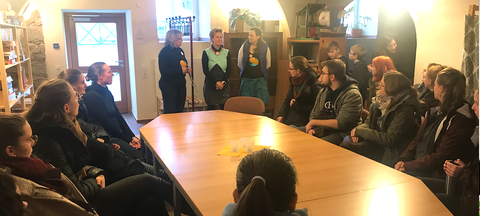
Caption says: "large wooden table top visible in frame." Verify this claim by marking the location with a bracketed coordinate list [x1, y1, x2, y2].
[140, 110, 451, 216]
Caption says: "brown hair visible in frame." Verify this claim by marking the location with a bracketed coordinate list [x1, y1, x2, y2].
[425, 64, 447, 86]
[58, 69, 82, 85]
[322, 59, 346, 82]
[290, 56, 314, 74]
[246, 27, 265, 55]
[85, 62, 106, 83]
[209, 27, 223, 40]
[383, 71, 418, 103]
[350, 44, 366, 60]
[327, 41, 340, 52]
[233, 149, 297, 216]
[436, 67, 466, 114]
[25, 79, 76, 133]
[0, 114, 26, 159]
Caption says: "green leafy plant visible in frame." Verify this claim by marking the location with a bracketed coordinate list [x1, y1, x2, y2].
[344, 8, 371, 29]
[229, 8, 263, 29]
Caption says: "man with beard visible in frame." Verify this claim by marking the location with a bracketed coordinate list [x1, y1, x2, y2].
[305, 59, 363, 145]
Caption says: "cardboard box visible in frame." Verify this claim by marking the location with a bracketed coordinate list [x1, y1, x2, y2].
[229, 19, 262, 33]
[263, 20, 279, 32]
[2, 41, 15, 47]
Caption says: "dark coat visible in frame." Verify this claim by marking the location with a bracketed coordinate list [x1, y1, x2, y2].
[83, 82, 135, 143]
[457, 130, 478, 216]
[278, 71, 321, 127]
[30, 122, 104, 201]
[350, 60, 371, 103]
[355, 93, 420, 164]
[398, 102, 476, 178]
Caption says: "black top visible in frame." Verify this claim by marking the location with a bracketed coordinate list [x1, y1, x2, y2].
[201, 50, 232, 83]
[351, 60, 371, 102]
[241, 52, 263, 79]
[327, 55, 349, 75]
[158, 45, 188, 86]
[82, 82, 135, 143]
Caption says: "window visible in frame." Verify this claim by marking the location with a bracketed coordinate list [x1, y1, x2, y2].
[155, 0, 199, 40]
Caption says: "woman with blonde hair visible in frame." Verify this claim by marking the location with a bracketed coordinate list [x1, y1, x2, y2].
[202, 27, 231, 110]
[158, 29, 191, 114]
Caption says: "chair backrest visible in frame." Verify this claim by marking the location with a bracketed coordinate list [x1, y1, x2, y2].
[224, 96, 265, 115]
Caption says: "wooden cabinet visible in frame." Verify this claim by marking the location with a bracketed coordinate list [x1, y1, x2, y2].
[287, 37, 347, 68]
[0, 23, 34, 113]
[224, 32, 285, 116]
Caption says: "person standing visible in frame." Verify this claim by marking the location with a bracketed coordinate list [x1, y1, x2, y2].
[158, 29, 192, 114]
[202, 27, 231, 110]
[237, 27, 271, 105]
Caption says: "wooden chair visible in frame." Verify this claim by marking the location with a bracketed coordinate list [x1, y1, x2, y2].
[224, 96, 265, 115]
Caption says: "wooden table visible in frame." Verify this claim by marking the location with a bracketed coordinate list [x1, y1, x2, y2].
[140, 110, 452, 216]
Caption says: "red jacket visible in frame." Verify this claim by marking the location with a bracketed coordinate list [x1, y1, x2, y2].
[398, 102, 476, 178]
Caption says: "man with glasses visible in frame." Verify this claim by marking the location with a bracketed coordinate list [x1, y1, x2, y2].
[304, 59, 363, 145]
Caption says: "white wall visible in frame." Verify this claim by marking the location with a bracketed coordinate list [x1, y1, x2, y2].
[412, 0, 477, 83]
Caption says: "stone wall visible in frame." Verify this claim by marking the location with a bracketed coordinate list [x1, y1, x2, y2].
[25, 10, 48, 88]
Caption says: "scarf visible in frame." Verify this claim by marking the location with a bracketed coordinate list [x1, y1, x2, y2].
[211, 44, 223, 55]
[2, 157, 68, 195]
[291, 72, 308, 98]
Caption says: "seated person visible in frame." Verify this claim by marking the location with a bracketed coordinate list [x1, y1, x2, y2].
[367, 56, 396, 106]
[306, 59, 363, 145]
[348, 44, 370, 104]
[277, 56, 320, 128]
[395, 68, 476, 178]
[0, 114, 95, 216]
[418, 63, 445, 101]
[59, 69, 141, 159]
[25, 79, 193, 216]
[0, 168, 27, 216]
[221, 148, 308, 216]
[82, 62, 141, 150]
[343, 71, 420, 165]
[326, 41, 349, 74]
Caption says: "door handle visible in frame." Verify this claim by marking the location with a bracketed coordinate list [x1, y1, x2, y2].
[115, 60, 124, 63]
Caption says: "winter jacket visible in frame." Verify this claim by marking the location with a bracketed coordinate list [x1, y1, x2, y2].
[456, 128, 478, 216]
[309, 76, 363, 132]
[13, 174, 97, 216]
[350, 60, 370, 103]
[278, 71, 321, 127]
[30, 122, 105, 201]
[158, 45, 188, 86]
[83, 82, 135, 144]
[355, 93, 420, 163]
[398, 102, 476, 178]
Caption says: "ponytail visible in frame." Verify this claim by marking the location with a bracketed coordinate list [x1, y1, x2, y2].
[233, 178, 274, 216]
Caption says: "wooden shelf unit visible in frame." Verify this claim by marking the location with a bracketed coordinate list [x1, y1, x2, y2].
[224, 32, 287, 116]
[287, 37, 347, 68]
[0, 23, 34, 113]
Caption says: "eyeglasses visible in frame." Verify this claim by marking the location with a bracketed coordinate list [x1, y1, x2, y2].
[30, 135, 38, 146]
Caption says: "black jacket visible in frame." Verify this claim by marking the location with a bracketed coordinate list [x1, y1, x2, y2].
[351, 60, 371, 103]
[278, 71, 321, 127]
[30, 121, 104, 201]
[83, 82, 135, 143]
[158, 45, 187, 86]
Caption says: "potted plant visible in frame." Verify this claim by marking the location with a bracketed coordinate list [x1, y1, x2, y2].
[345, 8, 372, 38]
[229, 8, 263, 32]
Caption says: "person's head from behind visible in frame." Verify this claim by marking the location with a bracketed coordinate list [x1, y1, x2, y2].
[248, 27, 263, 45]
[0, 168, 27, 216]
[85, 62, 113, 87]
[434, 68, 466, 114]
[0, 114, 36, 160]
[233, 149, 297, 216]
[165, 29, 183, 48]
[369, 56, 396, 82]
[472, 89, 479, 118]
[58, 69, 87, 95]
[318, 59, 346, 87]
[327, 41, 341, 59]
[209, 27, 224, 48]
[380, 71, 417, 100]
[25, 79, 80, 128]
[423, 64, 447, 89]
[349, 44, 366, 61]
[289, 56, 313, 78]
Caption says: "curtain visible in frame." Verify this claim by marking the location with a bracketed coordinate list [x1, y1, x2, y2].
[461, 14, 479, 103]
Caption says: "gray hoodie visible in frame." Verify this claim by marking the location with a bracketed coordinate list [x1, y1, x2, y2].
[309, 76, 363, 132]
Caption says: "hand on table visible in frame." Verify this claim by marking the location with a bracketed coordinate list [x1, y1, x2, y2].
[276, 116, 284, 122]
[394, 161, 405, 172]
